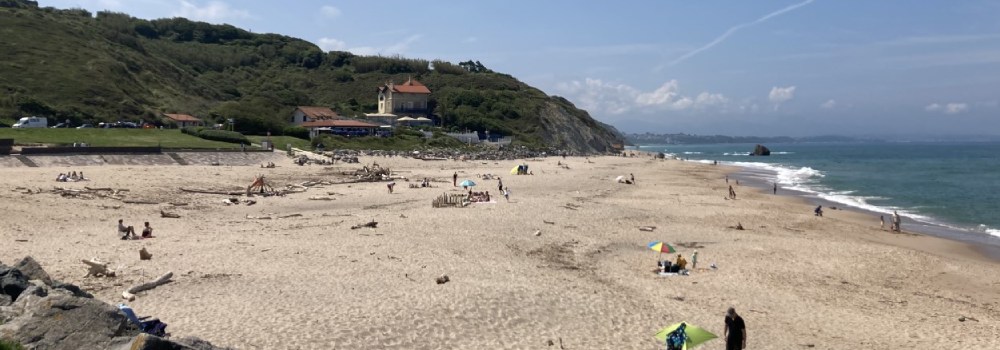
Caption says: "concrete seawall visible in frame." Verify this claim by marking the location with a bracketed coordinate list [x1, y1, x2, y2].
[0, 151, 282, 167]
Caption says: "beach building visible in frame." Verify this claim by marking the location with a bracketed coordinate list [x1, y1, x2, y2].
[377, 77, 431, 117]
[290, 106, 340, 126]
[161, 113, 203, 128]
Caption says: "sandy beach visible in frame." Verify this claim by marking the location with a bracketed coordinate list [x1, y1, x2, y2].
[2, 154, 998, 349]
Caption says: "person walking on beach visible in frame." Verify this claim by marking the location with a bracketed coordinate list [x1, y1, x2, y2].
[725, 307, 747, 350]
[892, 211, 902, 232]
[630, 173, 635, 184]
[728, 185, 736, 199]
[880, 215, 885, 230]
[502, 186, 510, 201]
[452, 172, 458, 187]
[725, 175, 729, 184]
[773, 182, 777, 195]
[497, 177, 503, 192]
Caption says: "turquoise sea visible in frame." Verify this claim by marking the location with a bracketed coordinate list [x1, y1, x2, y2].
[635, 142, 1000, 249]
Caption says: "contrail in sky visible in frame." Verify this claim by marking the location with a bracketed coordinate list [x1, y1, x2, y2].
[665, 0, 816, 67]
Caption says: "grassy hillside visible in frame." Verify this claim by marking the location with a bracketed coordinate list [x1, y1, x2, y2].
[0, 1, 622, 151]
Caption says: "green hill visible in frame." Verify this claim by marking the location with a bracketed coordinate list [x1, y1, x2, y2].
[0, 0, 623, 152]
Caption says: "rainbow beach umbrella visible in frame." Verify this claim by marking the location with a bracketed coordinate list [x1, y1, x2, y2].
[654, 322, 717, 349]
[648, 241, 677, 254]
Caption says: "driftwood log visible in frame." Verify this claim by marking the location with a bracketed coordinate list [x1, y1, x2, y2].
[82, 258, 114, 277]
[351, 220, 378, 229]
[122, 271, 173, 301]
[160, 210, 181, 218]
[180, 188, 245, 196]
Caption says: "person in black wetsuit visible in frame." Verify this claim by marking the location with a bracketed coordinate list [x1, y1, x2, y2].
[725, 307, 746, 350]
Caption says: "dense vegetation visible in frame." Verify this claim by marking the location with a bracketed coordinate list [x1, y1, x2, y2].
[0, 0, 621, 150]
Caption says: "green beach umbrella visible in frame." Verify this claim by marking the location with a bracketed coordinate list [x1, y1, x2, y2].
[654, 322, 717, 349]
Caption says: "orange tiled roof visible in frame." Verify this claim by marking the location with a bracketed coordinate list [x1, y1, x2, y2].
[296, 106, 340, 120]
[162, 113, 201, 122]
[301, 119, 380, 128]
[388, 79, 431, 94]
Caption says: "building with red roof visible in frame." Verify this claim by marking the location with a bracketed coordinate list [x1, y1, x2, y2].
[161, 113, 203, 128]
[290, 106, 341, 126]
[377, 77, 431, 116]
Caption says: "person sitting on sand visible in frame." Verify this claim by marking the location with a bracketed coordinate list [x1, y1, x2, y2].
[814, 205, 823, 217]
[118, 219, 136, 240]
[659, 260, 672, 273]
[675, 254, 687, 272]
[70, 171, 78, 180]
[56, 173, 65, 182]
[485, 191, 491, 202]
[78, 171, 86, 180]
[141, 222, 153, 238]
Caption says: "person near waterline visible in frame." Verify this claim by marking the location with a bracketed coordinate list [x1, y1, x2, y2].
[773, 182, 777, 195]
[880, 215, 885, 230]
[814, 205, 823, 217]
[892, 211, 902, 232]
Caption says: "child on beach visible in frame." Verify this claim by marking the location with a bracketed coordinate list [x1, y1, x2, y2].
[502, 187, 510, 201]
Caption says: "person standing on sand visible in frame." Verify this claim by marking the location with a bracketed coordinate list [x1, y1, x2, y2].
[773, 183, 777, 195]
[728, 185, 736, 199]
[630, 173, 635, 184]
[453, 172, 458, 187]
[691, 250, 698, 269]
[497, 177, 503, 192]
[502, 187, 510, 201]
[892, 211, 902, 232]
[725, 307, 747, 350]
[725, 175, 729, 184]
[880, 215, 885, 230]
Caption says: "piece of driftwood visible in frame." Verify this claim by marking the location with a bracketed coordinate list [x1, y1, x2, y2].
[308, 196, 335, 201]
[351, 220, 378, 229]
[278, 214, 303, 219]
[82, 258, 115, 277]
[123, 200, 159, 205]
[180, 188, 244, 196]
[160, 210, 181, 218]
[638, 226, 657, 232]
[122, 271, 173, 301]
[246, 214, 273, 220]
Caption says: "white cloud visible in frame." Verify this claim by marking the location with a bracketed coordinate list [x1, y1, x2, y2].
[555, 78, 728, 115]
[821, 99, 836, 109]
[347, 35, 422, 56]
[174, 1, 251, 22]
[320, 5, 341, 18]
[316, 37, 346, 51]
[925, 102, 968, 114]
[768, 86, 796, 104]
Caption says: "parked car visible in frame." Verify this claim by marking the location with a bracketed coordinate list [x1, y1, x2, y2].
[76, 124, 94, 129]
[12, 116, 48, 128]
[51, 122, 70, 128]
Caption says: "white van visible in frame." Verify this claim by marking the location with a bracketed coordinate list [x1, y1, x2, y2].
[12, 116, 48, 128]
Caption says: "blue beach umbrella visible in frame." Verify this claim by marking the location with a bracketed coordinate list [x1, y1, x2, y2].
[459, 179, 476, 187]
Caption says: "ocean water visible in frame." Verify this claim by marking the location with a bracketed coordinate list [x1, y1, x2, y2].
[636, 142, 1000, 248]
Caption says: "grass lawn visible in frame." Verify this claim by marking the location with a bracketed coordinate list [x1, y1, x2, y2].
[248, 135, 311, 151]
[0, 128, 242, 148]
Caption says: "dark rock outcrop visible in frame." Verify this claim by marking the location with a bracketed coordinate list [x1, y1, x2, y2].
[0, 257, 233, 350]
[0, 264, 29, 301]
[14, 256, 53, 285]
[751, 144, 771, 156]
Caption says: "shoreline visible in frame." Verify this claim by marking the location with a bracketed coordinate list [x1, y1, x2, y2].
[724, 164, 1000, 264]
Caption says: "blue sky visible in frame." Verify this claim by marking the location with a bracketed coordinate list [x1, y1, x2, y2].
[42, 0, 1000, 136]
